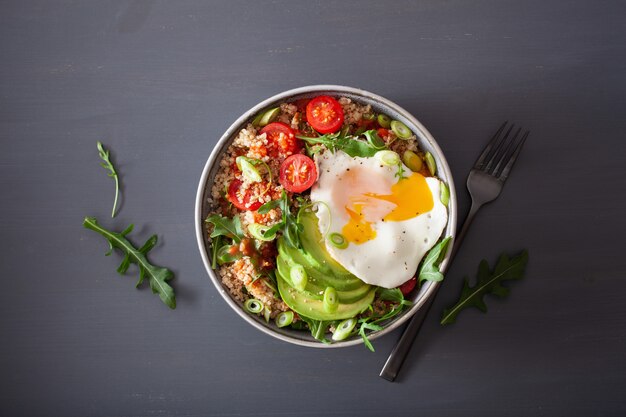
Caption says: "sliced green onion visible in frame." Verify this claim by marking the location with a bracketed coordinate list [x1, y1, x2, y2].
[402, 150, 423, 172]
[440, 182, 450, 207]
[251, 112, 264, 127]
[323, 287, 338, 313]
[377, 114, 391, 128]
[248, 223, 276, 241]
[275, 311, 294, 328]
[328, 232, 348, 249]
[263, 306, 271, 322]
[390, 120, 412, 139]
[217, 244, 241, 265]
[362, 113, 375, 121]
[376, 150, 400, 166]
[364, 130, 386, 150]
[332, 317, 357, 341]
[244, 298, 264, 314]
[259, 107, 280, 127]
[236, 156, 262, 182]
[290, 264, 308, 291]
[424, 151, 437, 176]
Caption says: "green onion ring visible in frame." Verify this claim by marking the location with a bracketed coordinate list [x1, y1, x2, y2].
[376, 150, 400, 166]
[328, 232, 348, 249]
[244, 298, 264, 314]
[323, 287, 338, 313]
[332, 317, 357, 341]
[275, 311, 294, 328]
[289, 264, 308, 291]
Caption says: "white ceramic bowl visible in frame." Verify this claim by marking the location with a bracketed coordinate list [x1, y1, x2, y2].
[195, 85, 457, 348]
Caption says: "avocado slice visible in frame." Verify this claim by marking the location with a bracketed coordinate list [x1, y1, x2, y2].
[277, 270, 376, 321]
[275, 211, 376, 321]
[276, 254, 373, 304]
[277, 239, 363, 291]
[298, 211, 354, 279]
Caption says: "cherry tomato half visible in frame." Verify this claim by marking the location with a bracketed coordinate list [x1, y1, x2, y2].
[227, 179, 263, 211]
[279, 154, 317, 193]
[398, 277, 417, 296]
[259, 122, 300, 158]
[306, 96, 344, 134]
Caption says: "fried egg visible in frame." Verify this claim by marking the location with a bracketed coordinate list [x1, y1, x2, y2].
[309, 150, 448, 288]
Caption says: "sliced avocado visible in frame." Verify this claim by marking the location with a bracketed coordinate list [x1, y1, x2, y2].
[277, 254, 373, 304]
[298, 211, 355, 279]
[278, 238, 363, 291]
[277, 271, 376, 321]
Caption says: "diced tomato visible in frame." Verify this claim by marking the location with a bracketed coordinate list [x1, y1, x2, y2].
[377, 128, 391, 140]
[259, 122, 301, 158]
[227, 179, 263, 211]
[306, 96, 344, 134]
[398, 277, 417, 296]
[279, 154, 317, 193]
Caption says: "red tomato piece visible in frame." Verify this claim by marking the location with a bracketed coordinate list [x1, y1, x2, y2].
[227, 179, 263, 211]
[259, 122, 300, 157]
[279, 154, 317, 193]
[377, 128, 390, 140]
[398, 277, 417, 296]
[306, 96, 344, 134]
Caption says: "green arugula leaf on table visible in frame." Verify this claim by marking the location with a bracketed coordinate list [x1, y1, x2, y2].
[83, 217, 176, 309]
[441, 250, 529, 325]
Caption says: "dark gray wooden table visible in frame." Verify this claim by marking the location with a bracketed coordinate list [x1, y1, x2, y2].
[2, 1, 625, 416]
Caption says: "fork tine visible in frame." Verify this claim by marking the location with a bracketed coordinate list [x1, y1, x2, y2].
[484, 123, 515, 172]
[497, 130, 529, 182]
[492, 126, 522, 174]
[474, 121, 508, 169]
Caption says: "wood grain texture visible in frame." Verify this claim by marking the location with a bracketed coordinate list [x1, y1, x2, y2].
[1, 0, 625, 416]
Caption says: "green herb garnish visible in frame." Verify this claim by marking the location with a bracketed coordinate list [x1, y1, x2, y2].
[205, 214, 245, 243]
[355, 288, 413, 351]
[296, 129, 385, 158]
[257, 190, 302, 249]
[441, 250, 529, 325]
[299, 315, 331, 344]
[418, 236, 452, 284]
[205, 214, 246, 268]
[96, 141, 120, 218]
[83, 217, 176, 309]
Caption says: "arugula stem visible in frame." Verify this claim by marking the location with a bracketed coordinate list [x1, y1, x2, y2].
[112, 175, 119, 218]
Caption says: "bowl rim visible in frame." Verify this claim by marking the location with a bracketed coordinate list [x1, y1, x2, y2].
[195, 84, 457, 348]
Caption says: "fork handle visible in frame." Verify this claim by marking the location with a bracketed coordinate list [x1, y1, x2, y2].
[379, 201, 482, 382]
[448, 201, 482, 261]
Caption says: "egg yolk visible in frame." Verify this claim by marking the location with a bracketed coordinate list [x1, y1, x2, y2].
[341, 173, 434, 245]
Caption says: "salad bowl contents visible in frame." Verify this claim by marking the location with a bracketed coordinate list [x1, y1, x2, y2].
[195, 86, 457, 349]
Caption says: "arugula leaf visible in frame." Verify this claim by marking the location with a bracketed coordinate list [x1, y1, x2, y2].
[83, 217, 176, 309]
[96, 141, 120, 218]
[418, 236, 452, 284]
[299, 315, 331, 344]
[377, 287, 412, 306]
[296, 129, 382, 158]
[358, 321, 383, 352]
[441, 250, 529, 325]
[205, 214, 245, 243]
[258, 190, 301, 249]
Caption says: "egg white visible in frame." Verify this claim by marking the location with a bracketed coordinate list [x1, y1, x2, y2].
[310, 150, 448, 288]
